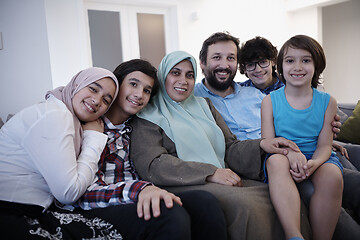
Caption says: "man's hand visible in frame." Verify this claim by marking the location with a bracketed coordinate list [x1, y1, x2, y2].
[332, 141, 349, 160]
[82, 118, 104, 133]
[206, 168, 243, 187]
[260, 137, 300, 155]
[331, 113, 341, 139]
[137, 185, 182, 221]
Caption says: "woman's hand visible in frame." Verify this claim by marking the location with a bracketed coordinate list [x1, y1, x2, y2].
[137, 185, 182, 221]
[82, 118, 104, 133]
[206, 168, 243, 187]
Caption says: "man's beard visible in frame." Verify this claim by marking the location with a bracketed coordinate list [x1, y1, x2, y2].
[204, 68, 236, 91]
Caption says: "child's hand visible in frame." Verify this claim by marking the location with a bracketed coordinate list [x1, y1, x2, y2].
[303, 159, 320, 177]
[289, 170, 305, 183]
[287, 150, 307, 182]
[82, 118, 104, 133]
[137, 185, 182, 221]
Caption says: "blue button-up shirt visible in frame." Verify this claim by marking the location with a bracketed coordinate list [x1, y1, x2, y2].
[194, 79, 266, 140]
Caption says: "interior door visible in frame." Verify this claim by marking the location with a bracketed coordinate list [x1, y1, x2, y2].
[86, 2, 178, 70]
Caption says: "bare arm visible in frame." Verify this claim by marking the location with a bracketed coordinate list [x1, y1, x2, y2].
[261, 95, 275, 139]
[261, 95, 307, 181]
[304, 96, 338, 177]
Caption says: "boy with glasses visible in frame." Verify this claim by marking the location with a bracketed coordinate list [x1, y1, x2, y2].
[238, 36, 284, 95]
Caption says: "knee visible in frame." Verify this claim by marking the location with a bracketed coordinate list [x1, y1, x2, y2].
[187, 190, 222, 210]
[315, 166, 343, 196]
[179, 190, 225, 223]
[191, 190, 225, 218]
[157, 202, 191, 239]
[266, 154, 288, 173]
[326, 168, 344, 194]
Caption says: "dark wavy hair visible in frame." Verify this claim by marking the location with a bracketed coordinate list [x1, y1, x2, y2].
[239, 36, 278, 78]
[199, 32, 240, 65]
[277, 35, 326, 88]
[113, 59, 159, 97]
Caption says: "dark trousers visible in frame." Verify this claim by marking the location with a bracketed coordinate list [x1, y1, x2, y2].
[0, 201, 123, 239]
[85, 190, 227, 240]
[0, 190, 227, 240]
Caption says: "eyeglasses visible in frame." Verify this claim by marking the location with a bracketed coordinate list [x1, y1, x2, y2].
[244, 59, 271, 71]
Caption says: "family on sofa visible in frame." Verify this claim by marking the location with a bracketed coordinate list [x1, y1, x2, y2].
[0, 32, 359, 239]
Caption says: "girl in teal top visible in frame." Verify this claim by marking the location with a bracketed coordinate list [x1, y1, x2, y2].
[261, 35, 343, 240]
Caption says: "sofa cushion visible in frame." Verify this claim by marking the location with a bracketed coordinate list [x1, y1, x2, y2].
[337, 100, 360, 144]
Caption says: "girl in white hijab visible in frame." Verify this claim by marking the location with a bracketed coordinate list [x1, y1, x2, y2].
[0, 67, 123, 239]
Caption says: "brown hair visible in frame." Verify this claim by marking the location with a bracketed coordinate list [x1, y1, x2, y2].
[199, 32, 240, 65]
[277, 35, 326, 88]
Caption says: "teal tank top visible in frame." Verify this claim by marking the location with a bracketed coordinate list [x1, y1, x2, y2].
[270, 87, 330, 155]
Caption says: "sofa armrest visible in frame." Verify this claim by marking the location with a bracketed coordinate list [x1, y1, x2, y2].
[338, 103, 356, 117]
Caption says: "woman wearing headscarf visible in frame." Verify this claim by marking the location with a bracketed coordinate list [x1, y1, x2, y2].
[130, 51, 312, 240]
[0, 67, 122, 239]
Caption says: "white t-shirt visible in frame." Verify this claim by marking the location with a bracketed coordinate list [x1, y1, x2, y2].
[0, 95, 107, 209]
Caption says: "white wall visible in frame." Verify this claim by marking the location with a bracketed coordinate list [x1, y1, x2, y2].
[0, 0, 357, 121]
[0, 0, 53, 121]
[44, 0, 92, 87]
[322, 0, 360, 104]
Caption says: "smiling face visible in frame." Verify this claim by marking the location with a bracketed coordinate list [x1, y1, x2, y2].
[113, 71, 154, 121]
[200, 40, 238, 91]
[282, 47, 315, 88]
[72, 77, 116, 122]
[245, 59, 276, 90]
[165, 60, 195, 102]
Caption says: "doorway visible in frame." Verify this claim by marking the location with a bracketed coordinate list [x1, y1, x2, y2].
[85, 2, 178, 71]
